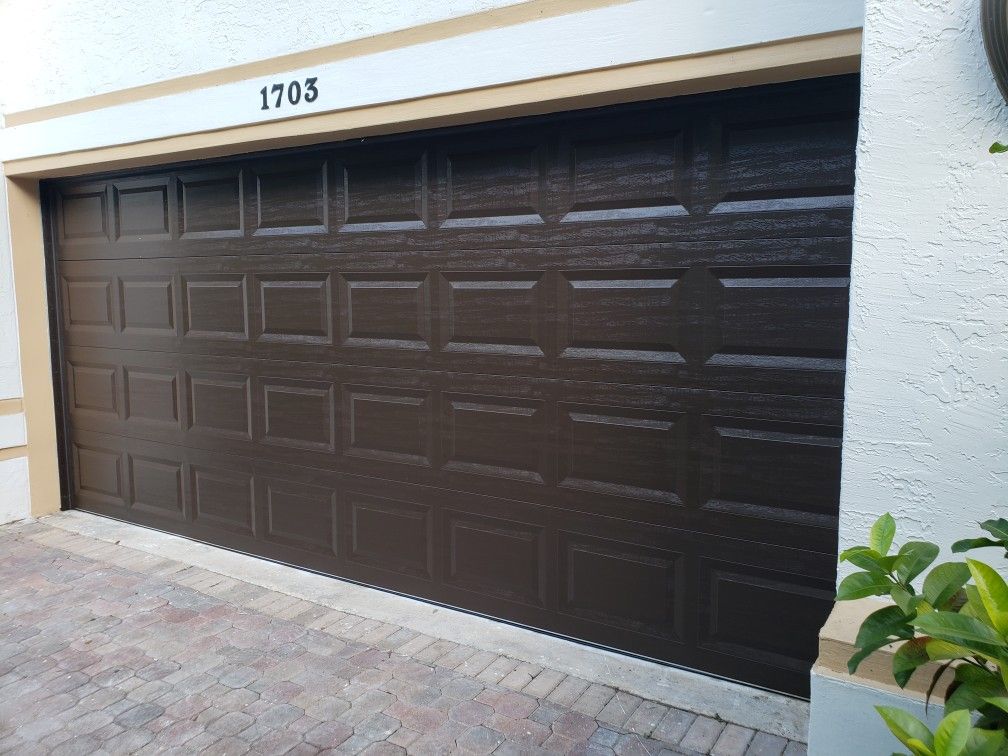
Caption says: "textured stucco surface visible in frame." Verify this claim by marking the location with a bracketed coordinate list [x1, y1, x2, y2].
[0, 166, 23, 401]
[0, 0, 524, 114]
[840, 0, 1008, 565]
[0, 456, 29, 524]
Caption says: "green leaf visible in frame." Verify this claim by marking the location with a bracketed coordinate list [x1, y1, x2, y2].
[964, 728, 1007, 756]
[945, 665, 1006, 713]
[837, 571, 893, 601]
[893, 637, 931, 687]
[871, 513, 898, 556]
[896, 542, 940, 584]
[905, 739, 938, 756]
[922, 563, 972, 609]
[913, 612, 1007, 657]
[925, 639, 972, 661]
[962, 585, 994, 626]
[932, 710, 970, 756]
[951, 538, 1002, 553]
[991, 142, 1008, 154]
[842, 546, 899, 575]
[946, 682, 987, 713]
[892, 585, 917, 615]
[847, 606, 916, 674]
[966, 559, 1008, 636]
[876, 706, 936, 752]
[980, 518, 1008, 543]
[983, 696, 1008, 715]
[954, 663, 1003, 690]
[856, 606, 915, 648]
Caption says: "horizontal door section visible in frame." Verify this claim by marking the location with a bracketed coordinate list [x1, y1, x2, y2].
[56, 243, 851, 397]
[52, 76, 857, 264]
[63, 345, 842, 554]
[69, 427, 836, 696]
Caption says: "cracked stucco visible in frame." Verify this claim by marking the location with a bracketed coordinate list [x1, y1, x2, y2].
[840, 0, 1008, 571]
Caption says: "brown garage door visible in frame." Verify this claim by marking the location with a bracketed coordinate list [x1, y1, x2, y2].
[46, 75, 857, 696]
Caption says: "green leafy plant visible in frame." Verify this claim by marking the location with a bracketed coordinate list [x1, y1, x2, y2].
[991, 142, 1008, 154]
[837, 514, 1008, 755]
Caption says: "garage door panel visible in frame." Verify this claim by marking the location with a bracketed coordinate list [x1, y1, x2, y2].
[557, 531, 687, 643]
[51, 212, 854, 262]
[57, 244, 848, 396]
[249, 156, 330, 236]
[342, 487, 434, 580]
[177, 166, 245, 240]
[112, 176, 174, 242]
[52, 79, 857, 696]
[63, 345, 839, 554]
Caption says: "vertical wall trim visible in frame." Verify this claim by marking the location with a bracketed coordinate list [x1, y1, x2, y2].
[6, 177, 60, 516]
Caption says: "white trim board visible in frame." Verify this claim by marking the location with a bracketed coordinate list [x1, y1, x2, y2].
[0, 456, 29, 524]
[0, 412, 26, 450]
[46, 509, 811, 740]
[0, 0, 864, 161]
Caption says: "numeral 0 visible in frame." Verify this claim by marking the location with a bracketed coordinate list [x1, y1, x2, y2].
[260, 77, 318, 111]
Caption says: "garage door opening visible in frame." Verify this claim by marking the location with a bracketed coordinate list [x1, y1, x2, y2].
[44, 74, 858, 697]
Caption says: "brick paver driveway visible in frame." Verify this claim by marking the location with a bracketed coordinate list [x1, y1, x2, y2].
[0, 519, 806, 755]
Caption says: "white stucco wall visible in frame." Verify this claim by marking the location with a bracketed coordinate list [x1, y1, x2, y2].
[839, 0, 1008, 563]
[0, 169, 22, 401]
[0, 0, 526, 114]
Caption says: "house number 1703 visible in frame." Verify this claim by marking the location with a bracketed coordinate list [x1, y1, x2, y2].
[260, 77, 319, 110]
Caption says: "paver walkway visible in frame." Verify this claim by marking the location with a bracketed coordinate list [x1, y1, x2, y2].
[0, 519, 807, 755]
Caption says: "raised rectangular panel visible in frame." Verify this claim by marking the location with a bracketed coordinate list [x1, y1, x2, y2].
[339, 274, 431, 350]
[124, 369, 178, 425]
[344, 387, 430, 466]
[443, 395, 546, 483]
[561, 133, 687, 222]
[347, 492, 432, 578]
[120, 278, 174, 332]
[442, 145, 544, 227]
[701, 416, 841, 527]
[178, 168, 243, 238]
[74, 444, 123, 504]
[711, 113, 857, 213]
[113, 181, 169, 240]
[698, 559, 834, 672]
[60, 187, 108, 242]
[192, 466, 254, 535]
[440, 272, 544, 356]
[183, 275, 248, 340]
[559, 533, 683, 640]
[258, 275, 332, 343]
[262, 380, 335, 452]
[129, 456, 183, 519]
[63, 278, 114, 330]
[265, 479, 336, 555]
[254, 162, 328, 234]
[341, 156, 427, 232]
[445, 510, 544, 606]
[706, 267, 849, 371]
[558, 405, 682, 504]
[187, 373, 251, 439]
[558, 270, 684, 363]
[69, 363, 117, 415]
